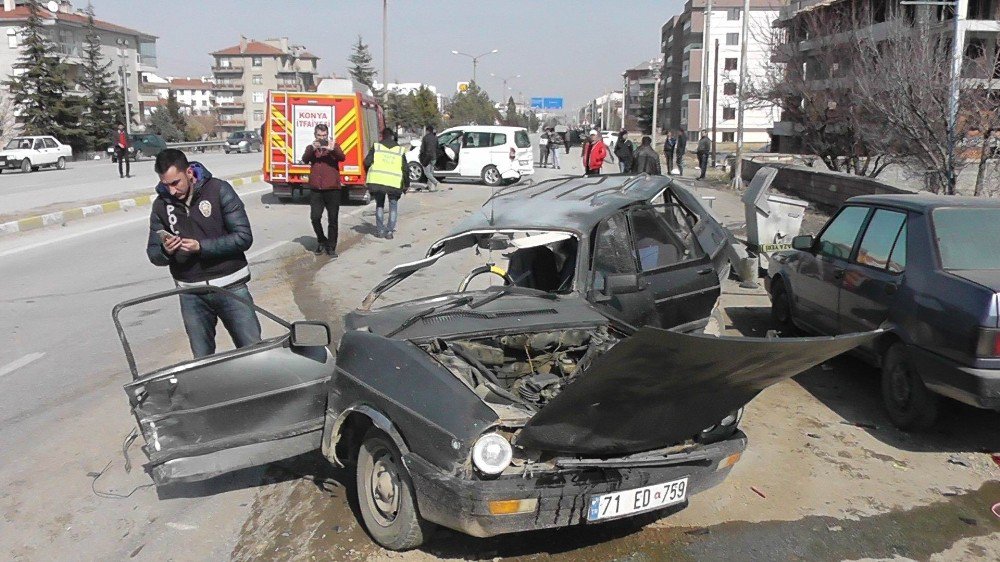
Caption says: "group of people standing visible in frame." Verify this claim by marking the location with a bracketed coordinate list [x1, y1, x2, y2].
[574, 127, 714, 180]
[538, 127, 564, 169]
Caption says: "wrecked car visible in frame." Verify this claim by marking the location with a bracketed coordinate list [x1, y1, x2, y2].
[115, 175, 875, 551]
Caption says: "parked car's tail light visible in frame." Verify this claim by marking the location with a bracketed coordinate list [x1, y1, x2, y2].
[472, 433, 513, 475]
[488, 498, 538, 515]
[975, 328, 1000, 358]
[509, 147, 516, 160]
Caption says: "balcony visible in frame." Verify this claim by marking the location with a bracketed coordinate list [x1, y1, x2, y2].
[212, 66, 244, 74]
[216, 101, 245, 110]
[214, 81, 244, 92]
[276, 83, 302, 91]
[219, 117, 246, 127]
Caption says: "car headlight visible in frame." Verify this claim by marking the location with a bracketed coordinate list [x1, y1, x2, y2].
[106, 147, 113, 153]
[472, 433, 512, 475]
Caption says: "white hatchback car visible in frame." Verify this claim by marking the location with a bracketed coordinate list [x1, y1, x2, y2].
[0, 135, 73, 173]
[406, 126, 534, 187]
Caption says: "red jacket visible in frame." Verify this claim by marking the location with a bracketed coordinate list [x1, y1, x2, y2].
[302, 143, 347, 190]
[583, 140, 608, 171]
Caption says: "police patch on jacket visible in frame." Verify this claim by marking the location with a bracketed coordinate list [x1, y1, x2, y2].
[199, 200, 212, 218]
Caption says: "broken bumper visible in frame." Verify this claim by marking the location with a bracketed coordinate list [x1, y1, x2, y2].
[405, 431, 746, 538]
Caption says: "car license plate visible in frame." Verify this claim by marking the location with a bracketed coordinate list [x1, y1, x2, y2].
[519, 159, 530, 165]
[587, 477, 688, 521]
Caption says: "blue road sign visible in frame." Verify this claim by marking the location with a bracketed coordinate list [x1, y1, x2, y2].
[530, 97, 563, 110]
[530, 97, 544, 109]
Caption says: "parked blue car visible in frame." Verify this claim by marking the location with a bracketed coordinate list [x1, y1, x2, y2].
[766, 194, 1000, 429]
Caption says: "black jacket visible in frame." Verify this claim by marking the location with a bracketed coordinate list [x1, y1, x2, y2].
[419, 132, 438, 166]
[614, 138, 634, 165]
[675, 133, 687, 155]
[697, 136, 711, 155]
[630, 145, 662, 175]
[146, 162, 253, 284]
[364, 138, 411, 192]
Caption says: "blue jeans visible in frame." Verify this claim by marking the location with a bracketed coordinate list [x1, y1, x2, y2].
[549, 146, 561, 168]
[375, 191, 400, 234]
[619, 161, 630, 173]
[179, 283, 262, 358]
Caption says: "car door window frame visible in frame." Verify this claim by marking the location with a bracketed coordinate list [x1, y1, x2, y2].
[590, 211, 639, 293]
[852, 208, 907, 274]
[628, 205, 706, 273]
[815, 205, 872, 261]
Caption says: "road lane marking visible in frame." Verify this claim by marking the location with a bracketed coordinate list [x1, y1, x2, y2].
[0, 186, 272, 260]
[0, 352, 45, 378]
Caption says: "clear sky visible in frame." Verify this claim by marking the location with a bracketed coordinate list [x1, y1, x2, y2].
[89, 0, 686, 113]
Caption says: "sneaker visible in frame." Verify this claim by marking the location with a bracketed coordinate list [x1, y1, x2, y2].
[326, 246, 337, 257]
[386, 231, 394, 240]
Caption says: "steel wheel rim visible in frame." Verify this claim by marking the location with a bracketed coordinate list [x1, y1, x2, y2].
[408, 163, 423, 182]
[367, 448, 401, 526]
[485, 168, 500, 184]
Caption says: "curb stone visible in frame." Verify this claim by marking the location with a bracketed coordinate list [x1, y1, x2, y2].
[0, 173, 264, 237]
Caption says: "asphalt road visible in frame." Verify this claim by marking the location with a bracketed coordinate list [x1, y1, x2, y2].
[0, 151, 263, 219]
[1, 154, 998, 561]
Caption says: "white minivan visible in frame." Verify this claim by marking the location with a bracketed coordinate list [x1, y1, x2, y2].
[406, 125, 533, 187]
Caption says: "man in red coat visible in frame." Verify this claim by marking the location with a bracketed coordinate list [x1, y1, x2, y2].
[582, 129, 608, 176]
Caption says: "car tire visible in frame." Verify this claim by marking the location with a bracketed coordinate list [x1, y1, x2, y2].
[881, 343, 939, 430]
[407, 162, 425, 183]
[21, 158, 31, 173]
[356, 429, 434, 551]
[224, 149, 230, 154]
[56, 157, 66, 170]
[481, 165, 502, 187]
[769, 279, 798, 335]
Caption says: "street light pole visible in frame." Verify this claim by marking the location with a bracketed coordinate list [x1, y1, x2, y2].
[382, 0, 388, 89]
[451, 49, 499, 85]
[732, 0, 750, 189]
[700, 0, 713, 134]
[116, 39, 131, 134]
[490, 73, 520, 103]
[650, 58, 663, 151]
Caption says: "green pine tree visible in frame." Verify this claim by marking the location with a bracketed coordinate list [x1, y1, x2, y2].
[411, 86, 441, 130]
[165, 89, 187, 134]
[78, 3, 124, 151]
[504, 97, 518, 126]
[147, 106, 183, 142]
[3, 0, 85, 149]
[348, 36, 378, 93]
[447, 82, 499, 127]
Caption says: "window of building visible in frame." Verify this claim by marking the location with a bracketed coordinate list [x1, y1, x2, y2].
[252, 91, 265, 103]
[253, 110, 264, 122]
[723, 107, 736, 120]
[252, 74, 263, 85]
[726, 33, 740, 46]
[727, 8, 741, 21]
[6, 29, 17, 49]
[724, 57, 738, 71]
[722, 132, 734, 142]
[252, 56, 262, 67]
[218, 57, 230, 68]
[723, 82, 737, 95]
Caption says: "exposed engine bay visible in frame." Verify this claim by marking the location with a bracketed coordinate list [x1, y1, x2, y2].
[425, 327, 621, 410]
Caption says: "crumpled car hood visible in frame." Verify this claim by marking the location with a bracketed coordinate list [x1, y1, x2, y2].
[515, 327, 877, 456]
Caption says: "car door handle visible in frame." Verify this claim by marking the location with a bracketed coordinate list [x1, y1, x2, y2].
[697, 267, 713, 275]
[834, 269, 845, 279]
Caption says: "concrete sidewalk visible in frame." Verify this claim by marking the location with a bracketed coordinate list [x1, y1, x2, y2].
[0, 172, 263, 237]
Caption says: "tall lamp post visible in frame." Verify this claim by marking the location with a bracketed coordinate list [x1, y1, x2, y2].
[451, 49, 499, 84]
[650, 58, 663, 151]
[490, 73, 520, 103]
[116, 38, 131, 134]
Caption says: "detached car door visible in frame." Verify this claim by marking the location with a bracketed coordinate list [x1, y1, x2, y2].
[115, 288, 334, 485]
[628, 204, 720, 329]
[792, 205, 870, 335]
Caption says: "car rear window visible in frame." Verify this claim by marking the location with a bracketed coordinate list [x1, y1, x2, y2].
[933, 208, 1000, 269]
[515, 131, 531, 148]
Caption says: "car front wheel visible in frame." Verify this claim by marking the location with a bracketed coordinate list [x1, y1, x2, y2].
[481, 165, 501, 187]
[56, 157, 66, 170]
[356, 429, 434, 551]
[769, 279, 797, 335]
[881, 343, 939, 430]
[20, 159, 31, 173]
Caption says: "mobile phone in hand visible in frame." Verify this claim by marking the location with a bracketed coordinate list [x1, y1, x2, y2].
[156, 229, 173, 243]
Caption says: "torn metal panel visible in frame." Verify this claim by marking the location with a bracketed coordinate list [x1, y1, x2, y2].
[516, 328, 877, 455]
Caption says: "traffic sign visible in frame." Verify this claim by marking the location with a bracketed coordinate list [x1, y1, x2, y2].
[530, 97, 563, 110]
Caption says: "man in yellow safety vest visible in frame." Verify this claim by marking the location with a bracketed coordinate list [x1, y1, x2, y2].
[364, 127, 410, 240]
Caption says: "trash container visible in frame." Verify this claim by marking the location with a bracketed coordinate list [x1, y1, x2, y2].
[742, 167, 809, 270]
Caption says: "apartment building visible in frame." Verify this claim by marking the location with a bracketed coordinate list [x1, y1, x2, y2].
[771, 0, 1000, 152]
[577, 92, 623, 130]
[660, 0, 783, 143]
[167, 78, 215, 115]
[210, 36, 319, 132]
[622, 60, 658, 132]
[1, 0, 159, 126]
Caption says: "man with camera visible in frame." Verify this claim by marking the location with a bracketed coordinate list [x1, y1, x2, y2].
[302, 123, 346, 257]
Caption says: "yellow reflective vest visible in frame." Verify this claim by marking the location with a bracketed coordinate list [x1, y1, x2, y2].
[367, 143, 407, 190]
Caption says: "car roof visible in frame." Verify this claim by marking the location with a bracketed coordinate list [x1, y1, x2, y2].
[442, 125, 526, 133]
[445, 174, 672, 235]
[846, 193, 1000, 213]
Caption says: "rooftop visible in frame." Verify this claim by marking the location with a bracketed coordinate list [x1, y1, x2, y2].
[0, 4, 156, 39]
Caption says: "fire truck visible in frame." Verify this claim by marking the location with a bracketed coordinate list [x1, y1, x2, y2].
[263, 78, 384, 203]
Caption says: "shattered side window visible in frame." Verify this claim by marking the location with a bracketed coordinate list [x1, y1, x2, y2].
[592, 213, 637, 291]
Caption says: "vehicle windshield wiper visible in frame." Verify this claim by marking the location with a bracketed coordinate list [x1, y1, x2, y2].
[469, 286, 559, 309]
[385, 296, 474, 338]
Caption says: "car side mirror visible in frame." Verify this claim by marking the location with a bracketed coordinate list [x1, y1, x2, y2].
[290, 321, 331, 347]
[792, 235, 814, 251]
[604, 273, 644, 296]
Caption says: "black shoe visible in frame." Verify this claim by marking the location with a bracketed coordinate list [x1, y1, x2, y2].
[386, 232, 394, 240]
[374, 231, 384, 239]
[313, 243, 325, 255]
[120, 175, 124, 178]
[326, 247, 337, 257]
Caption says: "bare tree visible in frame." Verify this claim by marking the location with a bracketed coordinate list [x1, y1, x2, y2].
[0, 90, 16, 146]
[964, 48, 1000, 196]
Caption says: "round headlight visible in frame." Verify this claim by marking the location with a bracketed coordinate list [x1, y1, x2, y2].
[472, 433, 512, 475]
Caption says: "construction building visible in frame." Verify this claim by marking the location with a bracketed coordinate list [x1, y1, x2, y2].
[210, 36, 319, 132]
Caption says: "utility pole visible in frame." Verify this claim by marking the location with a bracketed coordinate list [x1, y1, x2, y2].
[711, 38, 720, 167]
[116, 39, 131, 134]
[732, 0, 750, 189]
[651, 58, 662, 150]
[700, 0, 713, 134]
[382, 0, 388, 90]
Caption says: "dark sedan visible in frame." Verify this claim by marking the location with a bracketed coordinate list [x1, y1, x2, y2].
[766, 194, 1000, 429]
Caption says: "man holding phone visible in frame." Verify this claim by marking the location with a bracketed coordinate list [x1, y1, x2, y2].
[146, 149, 261, 358]
[301, 123, 346, 256]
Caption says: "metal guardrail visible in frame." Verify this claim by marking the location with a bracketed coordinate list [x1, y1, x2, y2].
[165, 140, 228, 153]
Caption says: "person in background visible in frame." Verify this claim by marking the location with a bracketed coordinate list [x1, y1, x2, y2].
[364, 127, 410, 240]
[614, 129, 634, 174]
[696, 130, 712, 180]
[302, 123, 347, 257]
[630, 136, 661, 175]
[539, 128, 550, 168]
[664, 131, 676, 175]
[419, 124, 440, 192]
[675, 129, 687, 176]
[112, 123, 130, 179]
[547, 127, 563, 169]
[146, 149, 261, 358]
[581, 129, 608, 176]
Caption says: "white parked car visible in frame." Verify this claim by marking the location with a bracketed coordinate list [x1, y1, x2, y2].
[0, 135, 73, 173]
[406, 126, 534, 187]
